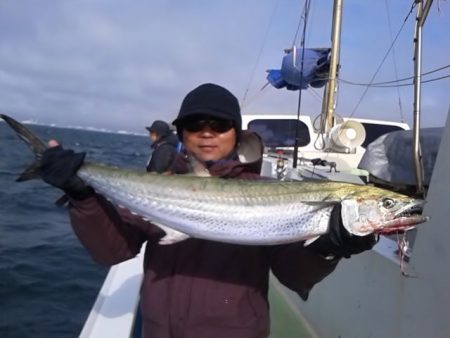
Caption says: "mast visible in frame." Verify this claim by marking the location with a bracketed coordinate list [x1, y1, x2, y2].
[322, 0, 344, 133]
[413, 0, 433, 194]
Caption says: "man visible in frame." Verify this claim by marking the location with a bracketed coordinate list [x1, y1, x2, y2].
[145, 120, 179, 173]
[40, 83, 376, 338]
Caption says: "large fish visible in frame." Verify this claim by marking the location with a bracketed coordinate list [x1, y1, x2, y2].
[1, 114, 429, 245]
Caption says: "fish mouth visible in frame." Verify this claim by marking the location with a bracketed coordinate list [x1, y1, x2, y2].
[378, 201, 429, 234]
[378, 216, 429, 234]
[395, 201, 425, 218]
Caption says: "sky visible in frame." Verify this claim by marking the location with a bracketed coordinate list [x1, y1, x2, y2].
[0, 0, 449, 133]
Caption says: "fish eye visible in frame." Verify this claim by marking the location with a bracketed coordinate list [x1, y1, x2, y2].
[382, 198, 396, 209]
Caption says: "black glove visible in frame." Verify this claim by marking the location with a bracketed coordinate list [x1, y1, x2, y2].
[307, 204, 378, 259]
[40, 145, 94, 200]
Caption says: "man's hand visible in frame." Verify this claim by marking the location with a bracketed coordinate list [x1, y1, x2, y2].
[307, 204, 378, 259]
[40, 140, 94, 200]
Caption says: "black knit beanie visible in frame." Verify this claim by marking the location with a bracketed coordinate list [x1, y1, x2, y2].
[172, 83, 242, 139]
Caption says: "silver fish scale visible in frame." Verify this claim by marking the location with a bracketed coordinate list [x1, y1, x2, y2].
[78, 164, 333, 245]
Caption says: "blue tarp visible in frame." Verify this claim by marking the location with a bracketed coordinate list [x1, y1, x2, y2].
[266, 48, 331, 90]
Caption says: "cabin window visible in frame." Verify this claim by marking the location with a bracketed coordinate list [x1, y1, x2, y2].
[360, 123, 405, 148]
[247, 119, 310, 148]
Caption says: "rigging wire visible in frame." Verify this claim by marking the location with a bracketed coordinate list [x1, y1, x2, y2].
[240, 84, 271, 109]
[345, 73, 450, 88]
[292, 0, 312, 168]
[384, 0, 405, 122]
[292, 2, 308, 47]
[240, 78, 323, 110]
[241, 66, 450, 109]
[240, 0, 281, 108]
[308, 87, 325, 102]
[293, 63, 450, 89]
[348, 0, 417, 119]
[340, 64, 450, 86]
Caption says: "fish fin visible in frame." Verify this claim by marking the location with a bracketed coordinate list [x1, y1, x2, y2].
[55, 194, 70, 207]
[152, 222, 190, 245]
[302, 201, 337, 213]
[187, 155, 211, 177]
[303, 236, 320, 246]
[1, 114, 47, 181]
[16, 162, 42, 181]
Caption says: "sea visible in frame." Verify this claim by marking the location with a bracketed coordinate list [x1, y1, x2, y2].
[0, 122, 150, 338]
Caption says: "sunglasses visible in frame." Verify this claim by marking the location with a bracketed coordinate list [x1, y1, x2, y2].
[182, 118, 234, 133]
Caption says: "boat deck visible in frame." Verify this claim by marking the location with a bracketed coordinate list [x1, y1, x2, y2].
[269, 278, 317, 338]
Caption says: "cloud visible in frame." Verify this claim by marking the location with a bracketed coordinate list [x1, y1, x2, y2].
[0, 0, 448, 132]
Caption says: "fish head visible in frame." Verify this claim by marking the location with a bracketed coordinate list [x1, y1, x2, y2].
[340, 192, 429, 236]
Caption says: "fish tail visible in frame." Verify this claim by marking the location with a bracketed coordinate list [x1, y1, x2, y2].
[0, 114, 47, 182]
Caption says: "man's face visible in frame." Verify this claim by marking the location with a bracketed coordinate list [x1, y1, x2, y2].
[149, 131, 158, 142]
[182, 116, 237, 162]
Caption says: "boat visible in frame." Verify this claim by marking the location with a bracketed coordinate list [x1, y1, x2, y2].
[247, 1, 450, 337]
[80, 1, 449, 337]
[296, 118, 449, 338]
[241, 113, 408, 183]
[240, 0, 412, 184]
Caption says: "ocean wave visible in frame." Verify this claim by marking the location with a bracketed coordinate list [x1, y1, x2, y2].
[0, 124, 140, 338]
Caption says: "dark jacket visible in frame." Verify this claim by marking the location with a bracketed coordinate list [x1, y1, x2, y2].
[146, 133, 179, 173]
[68, 135, 339, 338]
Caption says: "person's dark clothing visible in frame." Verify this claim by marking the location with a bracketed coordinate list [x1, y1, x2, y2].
[67, 138, 339, 338]
[147, 133, 179, 173]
